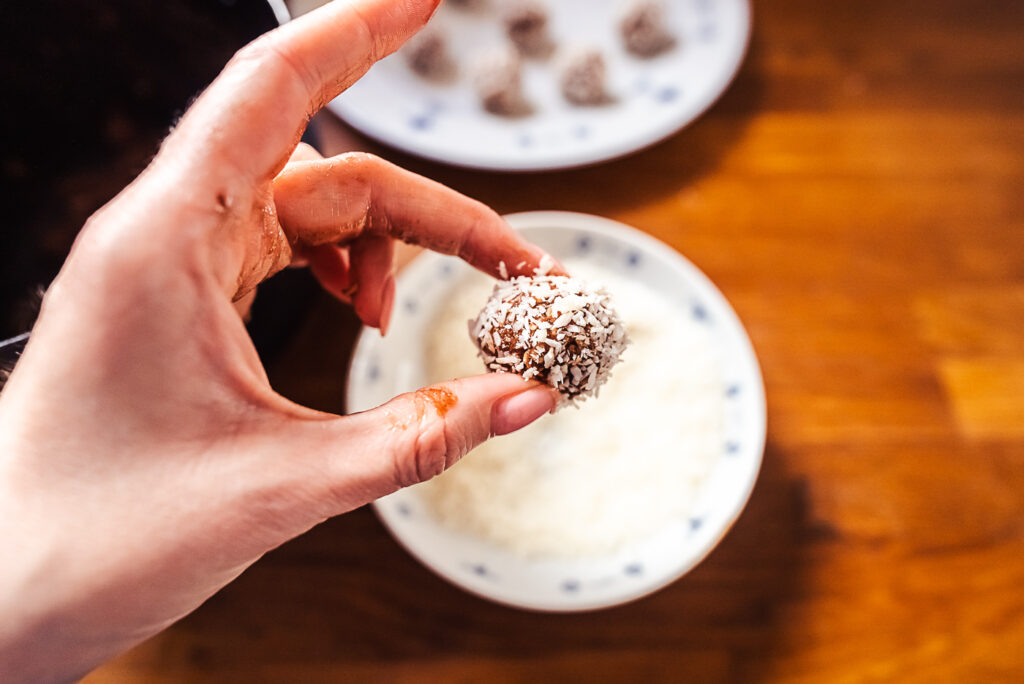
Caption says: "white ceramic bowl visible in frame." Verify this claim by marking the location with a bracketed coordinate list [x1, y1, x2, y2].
[347, 212, 766, 611]
[326, 0, 752, 171]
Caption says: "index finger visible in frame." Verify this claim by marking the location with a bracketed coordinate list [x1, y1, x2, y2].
[273, 152, 561, 279]
[163, 0, 440, 183]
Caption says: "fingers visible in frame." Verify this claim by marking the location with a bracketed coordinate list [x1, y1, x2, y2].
[287, 374, 557, 513]
[274, 152, 555, 279]
[348, 234, 396, 333]
[364, 375, 557, 491]
[289, 151, 397, 331]
[163, 0, 441, 184]
[232, 288, 258, 321]
[306, 244, 353, 303]
[289, 142, 324, 163]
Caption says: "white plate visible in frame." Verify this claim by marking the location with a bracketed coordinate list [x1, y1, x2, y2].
[347, 212, 766, 611]
[325, 0, 751, 171]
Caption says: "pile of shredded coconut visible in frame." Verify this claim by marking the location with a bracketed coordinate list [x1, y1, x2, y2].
[470, 273, 628, 404]
[421, 260, 724, 557]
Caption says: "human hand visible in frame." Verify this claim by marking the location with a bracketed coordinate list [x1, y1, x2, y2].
[0, 1, 560, 680]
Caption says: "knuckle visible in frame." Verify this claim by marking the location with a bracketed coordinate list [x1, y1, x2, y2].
[74, 202, 160, 275]
[410, 419, 450, 486]
[228, 36, 274, 73]
[340, 151, 385, 175]
[389, 395, 468, 489]
[231, 35, 318, 103]
[335, 152, 387, 233]
[455, 203, 491, 260]
[347, 4, 384, 65]
[67, 196, 217, 308]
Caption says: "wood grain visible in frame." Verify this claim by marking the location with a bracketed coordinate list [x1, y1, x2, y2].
[86, 1, 1024, 682]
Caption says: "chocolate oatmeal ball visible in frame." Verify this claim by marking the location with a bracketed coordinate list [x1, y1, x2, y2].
[404, 29, 455, 81]
[474, 45, 531, 116]
[470, 274, 629, 404]
[501, 1, 553, 58]
[620, 0, 677, 58]
[559, 48, 610, 106]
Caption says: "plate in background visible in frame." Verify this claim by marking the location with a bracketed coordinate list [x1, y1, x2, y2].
[347, 212, 766, 611]
[317, 0, 751, 171]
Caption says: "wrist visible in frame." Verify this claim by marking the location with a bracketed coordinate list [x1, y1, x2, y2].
[0, 435, 121, 683]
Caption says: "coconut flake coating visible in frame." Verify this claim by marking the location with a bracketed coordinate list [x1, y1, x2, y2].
[404, 29, 455, 81]
[502, 1, 553, 58]
[559, 48, 610, 106]
[474, 46, 531, 117]
[470, 275, 629, 403]
[620, 0, 677, 58]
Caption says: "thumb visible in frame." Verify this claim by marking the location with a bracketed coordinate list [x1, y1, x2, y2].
[291, 373, 558, 515]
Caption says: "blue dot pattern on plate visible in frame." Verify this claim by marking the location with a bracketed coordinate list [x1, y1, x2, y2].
[404, 298, 418, 314]
[396, 503, 412, 517]
[692, 303, 710, 322]
[726, 384, 741, 398]
[561, 579, 581, 593]
[656, 87, 680, 104]
[330, 0, 749, 173]
[576, 236, 592, 253]
[409, 115, 432, 131]
[699, 24, 718, 42]
[626, 251, 642, 268]
[726, 441, 740, 455]
[367, 363, 380, 382]
[471, 564, 488, 577]
[624, 563, 644, 576]
[690, 517, 705, 532]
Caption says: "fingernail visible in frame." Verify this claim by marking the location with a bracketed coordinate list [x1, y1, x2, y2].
[491, 387, 557, 436]
[379, 274, 395, 336]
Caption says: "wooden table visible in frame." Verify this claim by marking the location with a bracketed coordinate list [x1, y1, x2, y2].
[88, 1, 1024, 681]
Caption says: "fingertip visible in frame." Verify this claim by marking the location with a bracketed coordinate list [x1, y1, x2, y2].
[353, 291, 380, 331]
[349, 234, 395, 331]
[499, 248, 564, 279]
[333, 374, 556, 497]
[500, 230, 566, 278]
[543, 253, 569, 277]
[308, 244, 354, 303]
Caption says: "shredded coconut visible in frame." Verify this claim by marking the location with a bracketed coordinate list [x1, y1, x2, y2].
[536, 254, 555, 275]
[620, 0, 677, 58]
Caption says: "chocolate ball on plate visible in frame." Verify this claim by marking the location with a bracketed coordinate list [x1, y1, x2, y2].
[620, 0, 677, 58]
[404, 29, 456, 81]
[502, 1, 554, 58]
[559, 48, 611, 106]
[474, 45, 532, 116]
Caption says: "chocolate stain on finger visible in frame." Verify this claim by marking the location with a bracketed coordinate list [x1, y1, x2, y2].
[386, 386, 459, 431]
